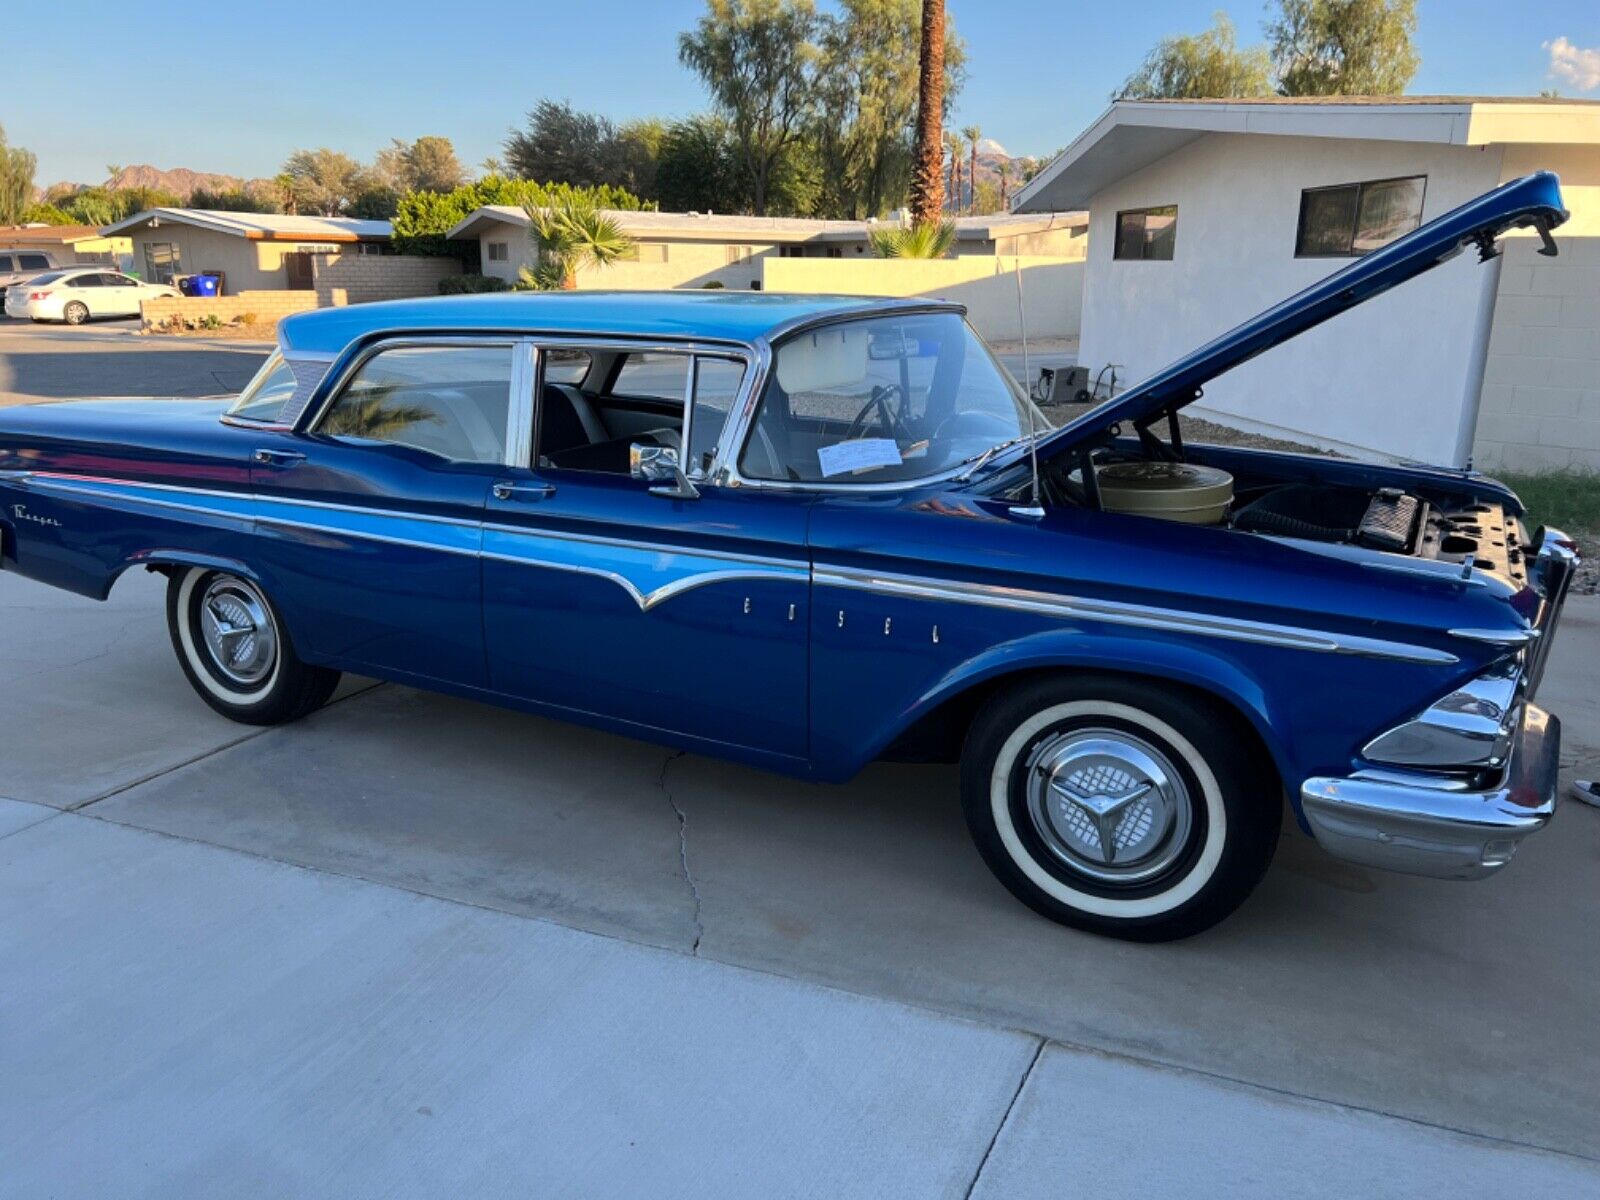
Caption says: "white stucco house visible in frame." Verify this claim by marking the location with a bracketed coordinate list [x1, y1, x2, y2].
[1014, 97, 1600, 472]
[446, 207, 1087, 291]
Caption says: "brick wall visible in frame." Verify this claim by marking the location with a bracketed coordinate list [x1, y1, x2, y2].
[311, 253, 461, 305]
[1473, 236, 1600, 473]
[141, 290, 319, 332]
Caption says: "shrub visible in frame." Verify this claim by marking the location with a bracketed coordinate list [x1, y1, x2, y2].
[438, 274, 511, 295]
[239, 311, 259, 326]
[700, 280, 725, 288]
[199, 313, 223, 330]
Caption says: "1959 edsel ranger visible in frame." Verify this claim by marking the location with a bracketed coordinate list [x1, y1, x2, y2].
[0, 172, 1580, 940]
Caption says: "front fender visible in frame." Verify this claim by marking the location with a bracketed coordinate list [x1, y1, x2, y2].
[858, 627, 1294, 788]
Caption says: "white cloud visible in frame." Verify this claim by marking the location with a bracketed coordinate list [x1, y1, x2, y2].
[1544, 36, 1600, 92]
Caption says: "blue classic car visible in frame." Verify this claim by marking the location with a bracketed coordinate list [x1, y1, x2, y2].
[0, 172, 1579, 940]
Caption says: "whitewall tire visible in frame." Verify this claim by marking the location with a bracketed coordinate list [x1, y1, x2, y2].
[166, 567, 339, 725]
[961, 675, 1279, 941]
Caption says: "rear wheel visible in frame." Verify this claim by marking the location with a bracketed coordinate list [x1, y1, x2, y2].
[961, 675, 1279, 941]
[166, 567, 339, 725]
[62, 301, 89, 325]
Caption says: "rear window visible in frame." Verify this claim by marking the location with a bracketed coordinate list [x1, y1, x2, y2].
[24, 272, 64, 286]
[17, 253, 50, 270]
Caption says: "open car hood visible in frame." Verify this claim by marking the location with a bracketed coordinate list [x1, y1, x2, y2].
[1012, 171, 1568, 468]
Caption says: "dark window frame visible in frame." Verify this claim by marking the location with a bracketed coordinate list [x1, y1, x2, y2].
[1112, 205, 1178, 262]
[1295, 174, 1428, 259]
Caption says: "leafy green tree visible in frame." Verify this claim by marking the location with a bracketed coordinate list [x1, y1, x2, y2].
[1119, 13, 1274, 99]
[812, 0, 965, 219]
[679, 0, 820, 216]
[189, 186, 281, 213]
[281, 148, 370, 216]
[56, 185, 182, 226]
[522, 195, 635, 290]
[0, 125, 38, 225]
[870, 218, 955, 258]
[655, 115, 748, 213]
[21, 202, 72, 225]
[1268, 0, 1419, 96]
[376, 136, 466, 194]
[503, 102, 660, 198]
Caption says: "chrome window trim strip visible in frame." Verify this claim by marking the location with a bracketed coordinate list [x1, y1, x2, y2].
[1449, 626, 1538, 645]
[812, 564, 1458, 665]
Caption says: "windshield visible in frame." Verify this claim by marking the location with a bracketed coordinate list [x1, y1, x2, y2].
[226, 351, 300, 423]
[739, 311, 1044, 484]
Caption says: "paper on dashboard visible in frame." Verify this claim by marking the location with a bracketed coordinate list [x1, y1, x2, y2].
[817, 438, 903, 478]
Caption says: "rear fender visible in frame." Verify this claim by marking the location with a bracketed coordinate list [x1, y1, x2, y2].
[108, 549, 267, 597]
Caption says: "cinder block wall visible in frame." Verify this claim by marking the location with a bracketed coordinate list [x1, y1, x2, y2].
[1474, 236, 1600, 473]
[141, 291, 319, 331]
[311, 254, 461, 305]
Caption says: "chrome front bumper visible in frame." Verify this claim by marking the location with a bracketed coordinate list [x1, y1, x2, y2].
[1301, 704, 1560, 880]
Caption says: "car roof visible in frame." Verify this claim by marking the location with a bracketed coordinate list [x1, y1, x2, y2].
[277, 291, 965, 357]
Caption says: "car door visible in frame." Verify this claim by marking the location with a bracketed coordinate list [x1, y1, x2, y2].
[481, 343, 813, 761]
[100, 273, 145, 316]
[60, 272, 102, 314]
[248, 337, 520, 688]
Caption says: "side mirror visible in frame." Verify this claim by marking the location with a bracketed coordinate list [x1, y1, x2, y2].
[631, 442, 700, 500]
[630, 442, 680, 482]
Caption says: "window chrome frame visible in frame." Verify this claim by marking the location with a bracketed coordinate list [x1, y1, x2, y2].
[710, 303, 1043, 494]
[299, 334, 529, 468]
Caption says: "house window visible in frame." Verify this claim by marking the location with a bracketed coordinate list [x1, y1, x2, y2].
[356, 242, 396, 256]
[726, 244, 754, 265]
[779, 245, 805, 258]
[486, 241, 509, 262]
[1113, 206, 1177, 261]
[143, 241, 182, 285]
[1296, 176, 1426, 257]
[826, 247, 843, 259]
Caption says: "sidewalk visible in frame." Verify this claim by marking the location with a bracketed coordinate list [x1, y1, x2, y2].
[1, 804, 1593, 1198]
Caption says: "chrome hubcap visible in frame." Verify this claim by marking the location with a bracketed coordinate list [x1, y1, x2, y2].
[1024, 728, 1193, 883]
[198, 576, 276, 686]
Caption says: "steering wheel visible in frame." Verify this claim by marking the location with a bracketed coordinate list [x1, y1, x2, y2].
[844, 384, 911, 443]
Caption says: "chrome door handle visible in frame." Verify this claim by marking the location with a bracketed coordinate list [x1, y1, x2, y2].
[492, 481, 556, 502]
[253, 448, 306, 467]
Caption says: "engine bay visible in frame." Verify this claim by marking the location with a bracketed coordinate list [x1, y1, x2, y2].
[1044, 446, 1532, 585]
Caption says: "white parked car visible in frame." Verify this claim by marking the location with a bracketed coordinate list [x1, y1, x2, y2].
[3, 267, 180, 324]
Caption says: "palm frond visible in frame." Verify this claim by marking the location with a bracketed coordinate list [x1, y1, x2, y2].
[870, 220, 957, 259]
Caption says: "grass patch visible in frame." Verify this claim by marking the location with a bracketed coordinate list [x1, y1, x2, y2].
[1496, 470, 1600, 535]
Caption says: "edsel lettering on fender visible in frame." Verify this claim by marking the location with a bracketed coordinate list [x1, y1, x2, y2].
[0, 173, 1576, 941]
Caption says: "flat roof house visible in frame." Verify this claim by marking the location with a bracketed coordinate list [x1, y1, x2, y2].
[447, 207, 1087, 291]
[99, 209, 394, 294]
[1015, 97, 1600, 471]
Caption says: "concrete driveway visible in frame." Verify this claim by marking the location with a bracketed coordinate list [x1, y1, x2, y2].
[1, 568, 1597, 1196]
[0, 315, 268, 408]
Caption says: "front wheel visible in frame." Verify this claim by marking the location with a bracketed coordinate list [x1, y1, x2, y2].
[961, 675, 1280, 941]
[166, 568, 340, 725]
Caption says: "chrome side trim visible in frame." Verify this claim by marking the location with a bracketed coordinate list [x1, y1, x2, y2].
[1448, 627, 1538, 645]
[480, 520, 800, 569]
[813, 564, 1459, 665]
[1526, 529, 1578, 699]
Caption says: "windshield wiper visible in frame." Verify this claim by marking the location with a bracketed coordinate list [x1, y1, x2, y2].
[955, 432, 1038, 481]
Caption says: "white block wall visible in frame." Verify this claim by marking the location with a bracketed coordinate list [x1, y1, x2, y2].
[1473, 235, 1600, 472]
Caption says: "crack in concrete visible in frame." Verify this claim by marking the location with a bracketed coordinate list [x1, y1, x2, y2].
[963, 1038, 1045, 1199]
[658, 750, 702, 955]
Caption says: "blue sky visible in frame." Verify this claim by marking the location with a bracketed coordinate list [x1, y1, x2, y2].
[8, 0, 1598, 187]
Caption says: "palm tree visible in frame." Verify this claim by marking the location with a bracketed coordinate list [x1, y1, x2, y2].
[523, 195, 634, 290]
[998, 160, 1012, 211]
[870, 220, 956, 259]
[963, 125, 982, 215]
[908, 0, 946, 225]
[945, 133, 963, 216]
